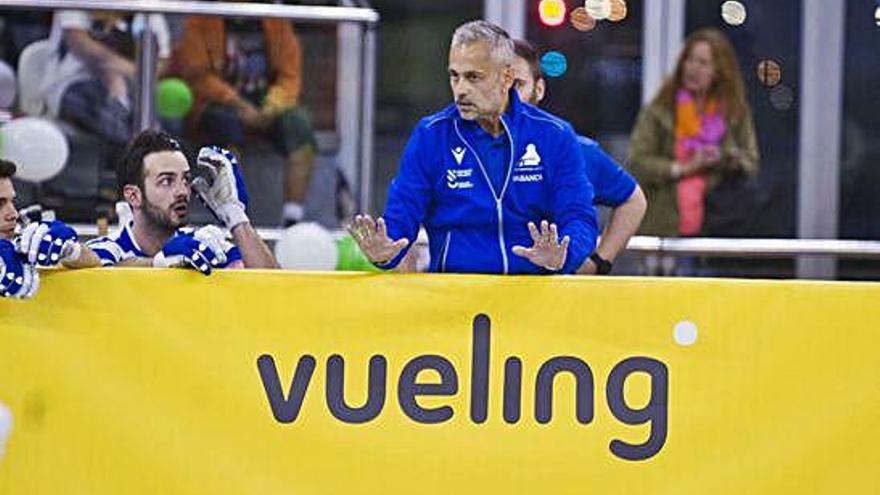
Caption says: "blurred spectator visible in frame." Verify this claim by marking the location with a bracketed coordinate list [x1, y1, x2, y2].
[177, 13, 317, 226]
[628, 28, 759, 274]
[40, 10, 170, 146]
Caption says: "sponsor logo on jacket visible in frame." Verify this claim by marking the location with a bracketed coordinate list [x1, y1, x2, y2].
[447, 168, 474, 189]
[513, 143, 544, 183]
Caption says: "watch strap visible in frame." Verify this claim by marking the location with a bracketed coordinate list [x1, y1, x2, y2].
[589, 252, 613, 275]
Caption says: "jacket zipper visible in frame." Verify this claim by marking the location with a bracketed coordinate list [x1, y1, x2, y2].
[494, 198, 507, 273]
[497, 117, 515, 274]
[453, 119, 515, 274]
[440, 231, 452, 272]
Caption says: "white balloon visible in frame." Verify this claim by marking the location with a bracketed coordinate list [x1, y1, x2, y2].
[275, 222, 338, 271]
[0, 117, 69, 182]
[0, 402, 12, 462]
[0, 61, 16, 109]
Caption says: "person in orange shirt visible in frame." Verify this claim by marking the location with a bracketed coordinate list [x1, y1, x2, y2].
[177, 13, 316, 226]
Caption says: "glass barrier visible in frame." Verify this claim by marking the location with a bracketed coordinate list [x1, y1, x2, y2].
[838, 0, 880, 279]
[1, 4, 371, 230]
[370, 0, 482, 212]
[681, 1, 802, 277]
[526, 0, 643, 163]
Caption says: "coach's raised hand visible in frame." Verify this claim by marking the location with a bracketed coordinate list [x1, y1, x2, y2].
[347, 214, 409, 265]
[511, 220, 569, 272]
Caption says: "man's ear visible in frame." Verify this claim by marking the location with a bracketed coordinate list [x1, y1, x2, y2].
[122, 185, 142, 209]
[501, 64, 514, 91]
[535, 78, 546, 104]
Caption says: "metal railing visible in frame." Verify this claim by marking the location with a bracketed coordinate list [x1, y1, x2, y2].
[625, 237, 880, 259]
[65, 222, 880, 260]
[0, 0, 380, 210]
[0, 1, 379, 22]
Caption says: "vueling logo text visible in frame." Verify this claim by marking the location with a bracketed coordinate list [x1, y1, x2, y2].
[257, 314, 668, 461]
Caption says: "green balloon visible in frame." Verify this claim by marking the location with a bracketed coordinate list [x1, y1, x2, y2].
[156, 78, 193, 119]
[336, 235, 380, 272]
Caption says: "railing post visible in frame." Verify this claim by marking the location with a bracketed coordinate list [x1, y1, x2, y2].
[484, 0, 526, 39]
[641, 0, 685, 105]
[359, 24, 377, 212]
[134, 21, 158, 132]
[796, 0, 845, 279]
[337, 21, 363, 210]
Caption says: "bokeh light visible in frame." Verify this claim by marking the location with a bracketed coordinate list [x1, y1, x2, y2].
[584, 0, 612, 21]
[570, 7, 597, 32]
[608, 0, 628, 22]
[540, 51, 568, 78]
[721, 0, 747, 26]
[756, 59, 782, 87]
[769, 84, 795, 111]
[538, 0, 567, 27]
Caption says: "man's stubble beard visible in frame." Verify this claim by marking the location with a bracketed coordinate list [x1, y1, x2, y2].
[142, 191, 186, 234]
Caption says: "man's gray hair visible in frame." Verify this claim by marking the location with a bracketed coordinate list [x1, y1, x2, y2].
[451, 20, 514, 66]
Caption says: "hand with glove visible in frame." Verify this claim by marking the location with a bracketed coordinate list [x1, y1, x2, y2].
[192, 225, 229, 267]
[0, 239, 40, 299]
[191, 146, 251, 230]
[152, 231, 224, 275]
[15, 220, 83, 267]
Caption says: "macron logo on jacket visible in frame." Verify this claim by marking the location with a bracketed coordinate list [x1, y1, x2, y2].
[451, 146, 466, 165]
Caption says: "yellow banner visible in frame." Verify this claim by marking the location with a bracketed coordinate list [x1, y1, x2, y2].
[1, 270, 879, 494]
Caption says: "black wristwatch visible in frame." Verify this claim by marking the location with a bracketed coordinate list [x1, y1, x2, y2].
[589, 252, 613, 275]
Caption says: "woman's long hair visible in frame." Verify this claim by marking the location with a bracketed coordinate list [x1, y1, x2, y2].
[654, 28, 749, 124]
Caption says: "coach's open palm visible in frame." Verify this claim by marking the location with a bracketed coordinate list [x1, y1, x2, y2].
[512, 220, 569, 271]
[347, 215, 409, 265]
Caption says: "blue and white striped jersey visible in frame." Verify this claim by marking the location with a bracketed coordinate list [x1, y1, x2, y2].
[85, 222, 242, 268]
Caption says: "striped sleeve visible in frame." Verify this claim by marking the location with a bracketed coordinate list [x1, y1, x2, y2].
[84, 237, 135, 266]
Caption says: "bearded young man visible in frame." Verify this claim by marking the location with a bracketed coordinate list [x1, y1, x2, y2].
[85, 130, 278, 272]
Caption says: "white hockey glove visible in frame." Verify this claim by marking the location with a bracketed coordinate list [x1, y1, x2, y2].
[152, 231, 223, 275]
[191, 146, 250, 230]
[15, 220, 82, 267]
[192, 225, 229, 267]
